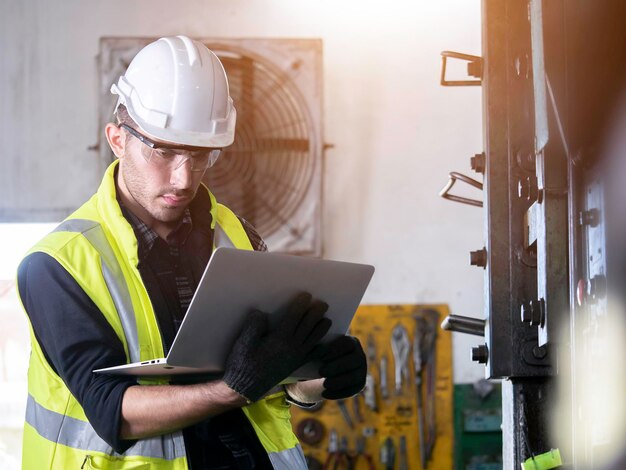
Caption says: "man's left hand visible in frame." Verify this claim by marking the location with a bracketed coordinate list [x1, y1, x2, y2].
[318, 335, 367, 400]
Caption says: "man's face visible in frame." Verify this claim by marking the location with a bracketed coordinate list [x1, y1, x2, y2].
[119, 132, 207, 224]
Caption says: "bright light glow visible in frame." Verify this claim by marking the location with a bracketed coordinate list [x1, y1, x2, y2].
[552, 300, 626, 468]
[0, 224, 57, 280]
[0, 223, 56, 470]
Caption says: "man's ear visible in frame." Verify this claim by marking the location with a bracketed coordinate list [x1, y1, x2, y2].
[105, 123, 126, 159]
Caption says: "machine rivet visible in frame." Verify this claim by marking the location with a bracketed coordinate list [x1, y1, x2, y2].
[471, 344, 489, 364]
[470, 247, 487, 269]
[471, 153, 486, 174]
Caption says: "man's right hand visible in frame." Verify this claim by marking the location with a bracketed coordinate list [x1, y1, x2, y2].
[222, 292, 332, 402]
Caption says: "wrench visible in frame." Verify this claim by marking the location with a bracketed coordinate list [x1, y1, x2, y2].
[414, 317, 427, 468]
[364, 334, 378, 411]
[398, 435, 408, 470]
[352, 394, 364, 423]
[337, 399, 354, 429]
[364, 374, 378, 412]
[391, 323, 411, 395]
[380, 437, 396, 470]
[380, 355, 389, 400]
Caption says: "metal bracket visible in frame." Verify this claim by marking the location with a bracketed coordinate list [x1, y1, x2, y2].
[439, 172, 483, 207]
[440, 51, 483, 86]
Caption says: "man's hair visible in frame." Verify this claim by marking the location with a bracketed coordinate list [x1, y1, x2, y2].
[114, 104, 137, 149]
[115, 104, 135, 127]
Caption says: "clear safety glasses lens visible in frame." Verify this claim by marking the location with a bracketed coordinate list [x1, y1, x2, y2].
[141, 147, 222, 172]
[121, 124, 222, 172]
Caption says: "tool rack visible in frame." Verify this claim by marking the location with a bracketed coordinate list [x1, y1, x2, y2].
[290, 304, 453, 469]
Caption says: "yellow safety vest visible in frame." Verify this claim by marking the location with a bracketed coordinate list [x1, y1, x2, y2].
[19, 161, 306, 470]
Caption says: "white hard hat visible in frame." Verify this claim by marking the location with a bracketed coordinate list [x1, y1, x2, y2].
[111, 36, 236, 148]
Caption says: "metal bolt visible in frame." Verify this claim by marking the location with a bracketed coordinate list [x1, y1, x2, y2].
[532, 345, 548, 360]
[579, 208, 600, 228]
[531, 298, 545, 326]
[520, 298, 545, 326]
[470, 153, 486, 174]
[470, 248, 487, 269]
[471, 344, 489, 364]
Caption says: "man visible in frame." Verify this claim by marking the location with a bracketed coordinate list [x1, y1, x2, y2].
[17, 36, 366, 469]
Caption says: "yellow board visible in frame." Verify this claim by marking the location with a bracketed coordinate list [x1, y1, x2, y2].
[290, 304, 453, 470]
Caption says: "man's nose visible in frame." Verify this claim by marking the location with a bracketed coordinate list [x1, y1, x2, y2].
[169, 159, 193, 189]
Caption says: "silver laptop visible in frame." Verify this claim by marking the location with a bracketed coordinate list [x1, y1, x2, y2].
[94, 247, 375, 379]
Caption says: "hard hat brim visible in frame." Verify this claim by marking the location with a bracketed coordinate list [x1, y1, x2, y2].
[130, 106, 237, 149]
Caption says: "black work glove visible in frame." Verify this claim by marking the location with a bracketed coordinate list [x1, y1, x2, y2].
[318, 335, 367, 400]
[223, 293, 332, 402]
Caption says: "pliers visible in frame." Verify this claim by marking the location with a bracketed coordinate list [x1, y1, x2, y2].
[323, 431, 353, 470]
[347, 437, 375, 470]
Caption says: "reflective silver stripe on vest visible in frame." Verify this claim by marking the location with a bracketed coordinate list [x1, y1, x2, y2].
[268, 444, 307, 469]
[53, 219, 140, 363]
[214, 223, 235, 249]
[26, 394, 186, 460]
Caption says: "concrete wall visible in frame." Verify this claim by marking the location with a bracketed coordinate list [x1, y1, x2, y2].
[0, 0, 484, 385]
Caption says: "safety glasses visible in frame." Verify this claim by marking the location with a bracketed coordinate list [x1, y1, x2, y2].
[120, 124, 222, 172]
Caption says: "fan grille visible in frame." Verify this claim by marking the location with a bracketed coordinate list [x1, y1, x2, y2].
[203, 47, 317, 239]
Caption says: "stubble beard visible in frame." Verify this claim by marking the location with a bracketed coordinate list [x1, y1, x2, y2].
[121, 154, 188, 224]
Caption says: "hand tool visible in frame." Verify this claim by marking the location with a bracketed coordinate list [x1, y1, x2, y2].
[348, 436, 375, 470]
[391, 323, 411, 395]
[379, 437, 396, 470]
[337, 399, 354, 429]
[367, 334, 377, 365]
[296, 418, 326, 446]
[323, 430, 351, 470]
[364, 334, 378, 412]
[398, 435, 408, 470]
[380, 355, 389, 400]
[364, 373, 378, 412]
[339, 437, 354, 469]
[421, 311, 439, 466]
[352, 394, 364, 423]
[413, 317, 427, 468]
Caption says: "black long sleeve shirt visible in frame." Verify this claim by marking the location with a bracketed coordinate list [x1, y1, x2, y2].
[18, 188, 272, 470]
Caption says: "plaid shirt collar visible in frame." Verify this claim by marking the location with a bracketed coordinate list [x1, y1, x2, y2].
[121, 206, 194, 261]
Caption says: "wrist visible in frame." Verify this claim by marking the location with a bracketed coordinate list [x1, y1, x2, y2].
[285, 379, 325, 405]
[209, 380, 250, 407]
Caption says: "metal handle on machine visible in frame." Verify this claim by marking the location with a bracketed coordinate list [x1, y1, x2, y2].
[439, 171, 483, 207]
[441, 315, 485, 337]
[440, 51, 483, 86]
